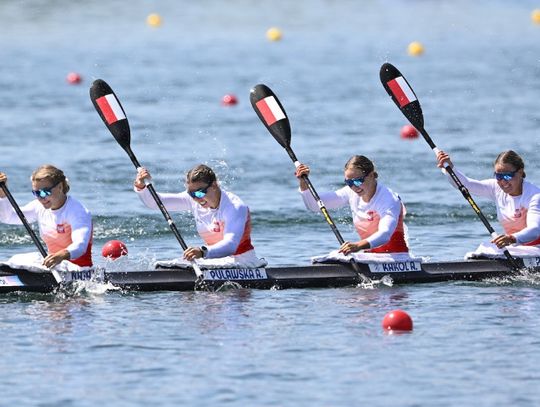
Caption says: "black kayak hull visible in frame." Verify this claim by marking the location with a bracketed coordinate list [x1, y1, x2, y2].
[0, 257, 527, 293]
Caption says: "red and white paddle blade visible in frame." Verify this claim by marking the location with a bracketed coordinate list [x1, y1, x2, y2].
[380, 63, 424, 130]
[250, 84, 292, 149]
[90, 79, 131, 148]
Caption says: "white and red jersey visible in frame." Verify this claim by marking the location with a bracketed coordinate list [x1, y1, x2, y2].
[449, 168, 540, 245]
[300, 183, 409, 253]
[136, 187, 254, 259]
[0, 196, 93, 266]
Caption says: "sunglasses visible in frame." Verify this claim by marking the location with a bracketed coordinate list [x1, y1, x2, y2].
[494, 171, 517, 182]
[32, 181, 60, 199]
[344, 176, 367, 188]
[188, 183, 211, 199]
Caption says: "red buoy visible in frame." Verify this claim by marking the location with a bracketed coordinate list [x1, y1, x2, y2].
[382, 309, 413, 331]
[102, 240, 128, 260]
[66, 72, 82, 85]
[400, 124, 419, 139]
[222, 94, 238, 106]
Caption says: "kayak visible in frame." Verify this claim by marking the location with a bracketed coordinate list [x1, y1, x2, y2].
[0, 257, 537, 293]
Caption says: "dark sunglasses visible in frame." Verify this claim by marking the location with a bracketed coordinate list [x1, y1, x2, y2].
[494, 171, 517, 182]
[32, 181, 60, 199]
[344, 176, 367, 188]
[188, 183, 211, 199]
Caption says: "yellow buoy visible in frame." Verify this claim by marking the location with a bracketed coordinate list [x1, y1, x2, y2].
[407, 41, 425, 56]
[532, 9, 540, 24]
[147, 13, 162, 27]
[266, 27, 282, 42]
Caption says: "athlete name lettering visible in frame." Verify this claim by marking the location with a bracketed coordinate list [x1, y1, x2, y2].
[69, 270, 93, 281]
[368, 261, 422, 273]
[204, 268, 268, 281]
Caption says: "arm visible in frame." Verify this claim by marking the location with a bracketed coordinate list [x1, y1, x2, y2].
[300, 188, 349, 212]
[514, 194, 540, 245]
[436, 150, 495, 199]
[365, 208, 399, 249]
[0, 198, 39, 225]
[296, 163, 349, 212]
[448, 168, 495, 200]
[65, 212, 93, 260]
[133, 167, 192, 211]
[42, 202, 93, 268]
[135, 187, 192, 212]
[339, 201, 401, 254]
[205, 205, 249, 259]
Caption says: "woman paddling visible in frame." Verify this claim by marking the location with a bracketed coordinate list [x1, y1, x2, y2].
[295, 155, 409, 254]
[0, 165, 93, 268]
[437, 150, 540, 249]
[134, 164, 261, 264]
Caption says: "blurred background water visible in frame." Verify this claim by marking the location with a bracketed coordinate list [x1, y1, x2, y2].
[1, 1, 540, 406]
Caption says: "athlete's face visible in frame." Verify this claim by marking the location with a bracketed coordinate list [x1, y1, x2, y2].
[344, 168, 375, 200]
[186, 180, 220, 209]
[494, 163, 523, 196]
[32, 179, 66, 210]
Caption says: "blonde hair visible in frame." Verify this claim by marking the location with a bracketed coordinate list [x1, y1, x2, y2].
[31, 165, 70, 193]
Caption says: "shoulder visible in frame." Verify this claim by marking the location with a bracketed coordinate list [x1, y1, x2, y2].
[335, 186, 353, 199]
[65, 196, 92, 215]
[222, 190, 248, 210]
[523, 180, 540, 196]
[375, 183, 402, 204]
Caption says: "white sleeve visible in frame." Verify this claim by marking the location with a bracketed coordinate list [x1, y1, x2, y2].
[365, 202, 400, 249]
[514, 194, 540, 244]
[206, 205, 248, 259]
[0, 198, 39, 224]
[135, 187, 192, 211]
[300, 187, 349, 212]
[446, 168, 496, 200]
[65, 207, 92, 260]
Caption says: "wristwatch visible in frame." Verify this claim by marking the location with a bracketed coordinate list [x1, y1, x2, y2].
[200, 246, 208, 258]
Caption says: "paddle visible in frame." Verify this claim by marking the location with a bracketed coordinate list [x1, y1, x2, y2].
[89, 79, 206, 285]
[379, 62, 520, 270]
[249, 84, 369, 282]
[0, 182, 62, 284]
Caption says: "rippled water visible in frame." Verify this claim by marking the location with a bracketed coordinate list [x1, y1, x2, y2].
[1, 0, 540, 405]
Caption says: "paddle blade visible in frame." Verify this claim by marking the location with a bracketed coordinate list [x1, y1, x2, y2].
[90, 79, 131, 150]
[379, 63, 424, 130]
[250, 84, 291, 149]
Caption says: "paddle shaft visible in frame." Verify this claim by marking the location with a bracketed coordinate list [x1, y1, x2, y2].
[286, 149, 346, 244]
[125, 148, 189, 250]
[0, 182, 62, 283]
[0, 183, 47, 257]
[418, 128, 520, 269]
[285, 148, 373, 280]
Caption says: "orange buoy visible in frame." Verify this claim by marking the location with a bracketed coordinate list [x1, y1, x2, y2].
[382, 309, 413, 331]
[102, 240, 128, 260]
[66, 72, 82, 84]
[400, 124, 419, 139]
[222, 94, 238, 106]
